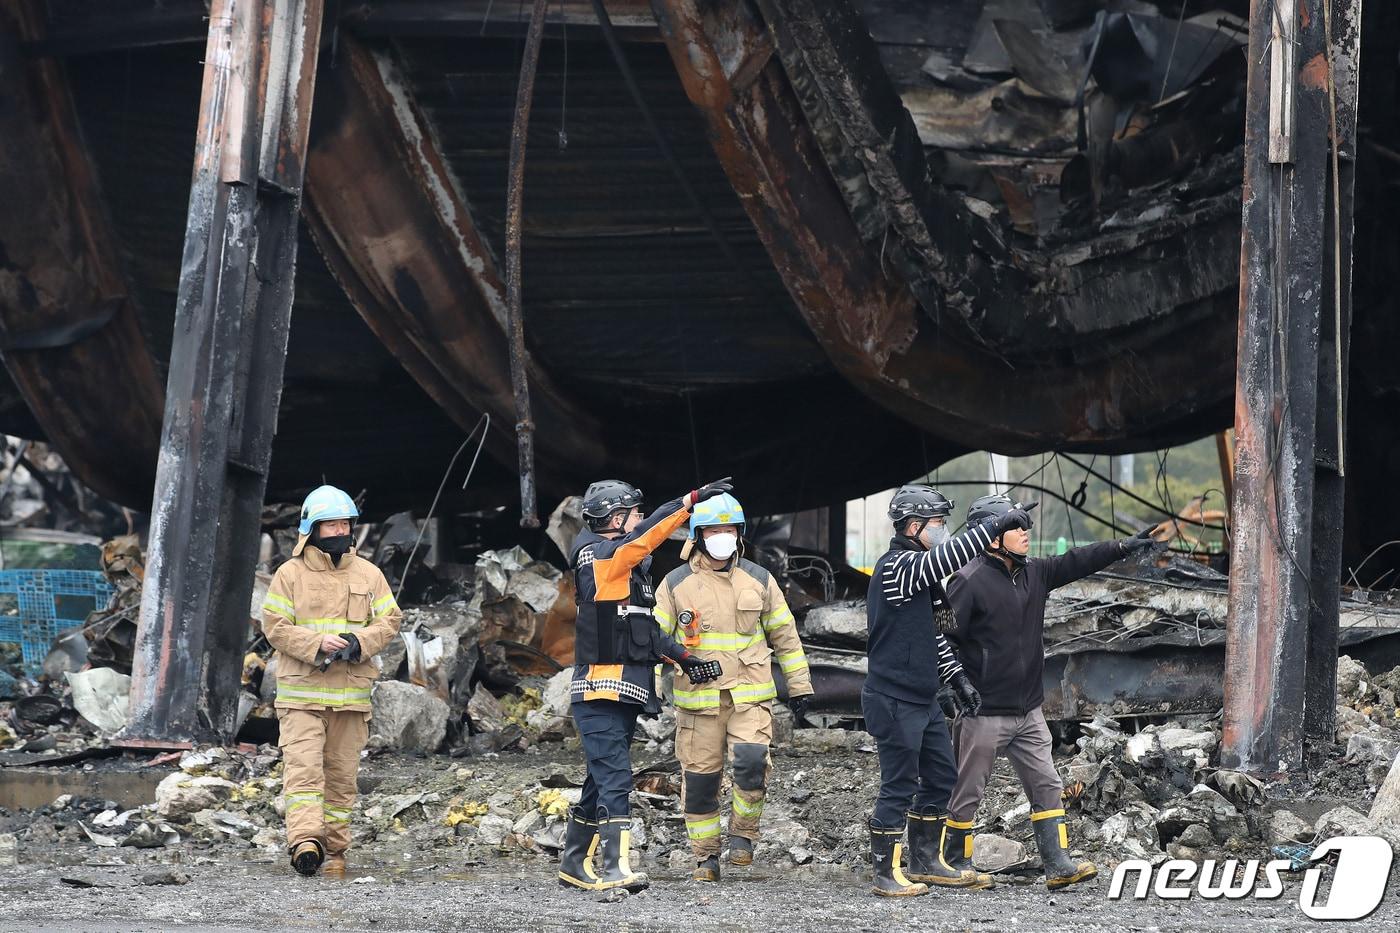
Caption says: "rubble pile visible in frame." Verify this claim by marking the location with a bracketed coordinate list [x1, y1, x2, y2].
[4, 521, 1400, 885]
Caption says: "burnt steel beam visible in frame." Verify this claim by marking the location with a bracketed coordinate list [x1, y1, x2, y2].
[0, 0, 165, 507]
[1305, 0, 1364, 756]
[301, 36, 606, 495]
[503, 0, 550, 529]
[33, 0, 660, 56]
[650, 0, 1238, 456]
[1222, 0, 1362, 773]
[123, 0, 326, 747]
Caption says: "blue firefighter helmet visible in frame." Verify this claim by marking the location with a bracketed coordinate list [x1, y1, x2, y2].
[689, 493, 745, 538]
[298, 485, 359, 535]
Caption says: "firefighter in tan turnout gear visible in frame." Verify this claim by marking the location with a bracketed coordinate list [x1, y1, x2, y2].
[653, 493, 814, 881]
[260, 485, 403, 876]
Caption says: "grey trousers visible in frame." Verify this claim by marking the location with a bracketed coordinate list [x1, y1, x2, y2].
[947, 707, 1063, 822]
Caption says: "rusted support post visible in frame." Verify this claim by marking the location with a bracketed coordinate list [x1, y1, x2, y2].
[122, 0, 326, 746]
[504, 0, 549, 529]
[1304, 0, 1364, 754]
[1222, 0, 1362, 772]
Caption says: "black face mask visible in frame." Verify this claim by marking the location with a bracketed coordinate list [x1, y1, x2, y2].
[317, 534, 352, 563]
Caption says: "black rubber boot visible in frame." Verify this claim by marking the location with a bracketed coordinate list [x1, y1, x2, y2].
[728, 835, 753, 866]
[941, 816, 977, 872]
[1031, 809, 1097, 890]
[869, 822, 928, 897]
[290, 839, 323, 876]
[595, 814, 650, 892]
[558, 807, 600, 890]
[906, 809, 993, 888]
[694, 855, 721, 882]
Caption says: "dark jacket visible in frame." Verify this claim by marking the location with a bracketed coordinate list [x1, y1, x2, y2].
[570, 497, 692, 712]
[864, 521, 1000, 704]
[946, 542, 1124, 716]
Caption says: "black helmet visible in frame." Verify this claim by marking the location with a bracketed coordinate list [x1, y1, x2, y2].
[888, 485, 954, 525]
[967, 494, 1015, 526]
[582, 480, 643, 520]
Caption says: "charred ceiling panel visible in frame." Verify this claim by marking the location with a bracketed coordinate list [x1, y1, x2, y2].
[393, 36, 831, 389]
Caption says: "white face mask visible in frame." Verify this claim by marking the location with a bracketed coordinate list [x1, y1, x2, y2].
[924, 524, 950, 549]
[703, 531, 739, 561]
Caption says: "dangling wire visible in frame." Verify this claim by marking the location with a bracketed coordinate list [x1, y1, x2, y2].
[1053, 453, 1078, 547]
[396, 414, 492, 603]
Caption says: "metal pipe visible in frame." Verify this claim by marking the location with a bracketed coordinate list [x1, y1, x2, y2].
[504, 0, 549, 529]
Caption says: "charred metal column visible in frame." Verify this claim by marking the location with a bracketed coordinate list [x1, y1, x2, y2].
[122, 0, 326, 746]
[1223, 0, 1363, 772]
[503, 0, 550, 529]
[1304, 0, 1364, 754]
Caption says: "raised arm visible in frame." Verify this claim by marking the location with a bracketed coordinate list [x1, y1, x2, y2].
[881, 520, 1003, 607]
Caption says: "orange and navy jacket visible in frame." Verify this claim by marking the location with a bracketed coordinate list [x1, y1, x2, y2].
[569, 496, 692, 711]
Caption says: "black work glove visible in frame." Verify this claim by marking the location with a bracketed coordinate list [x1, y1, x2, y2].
[787, 695, 811, 723]
[685, 477, 734, 508]
[936, 684, 959, 721]
[998, 501, 1038, 533]
[1119, 527, 1158, 554]
[676, 653, 723, 684]
[319, 632, 362, 669]
[951, 671, 981, 717]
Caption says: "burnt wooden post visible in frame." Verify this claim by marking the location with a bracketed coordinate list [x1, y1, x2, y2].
[1222, 0, 1364, 772]
[122, 0, 326, 746]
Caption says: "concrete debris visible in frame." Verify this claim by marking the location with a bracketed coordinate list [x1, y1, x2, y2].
[1154, 785, 1248, 849]
[972, 833, 1027, 872]
[0, 832, 16, 867]
[370, 681, 449, 753]
[1336, 655, 1369, 700]
[140, 869, 191, 886]
[541, 669, 573, 717]
[1336, 704, 1373, 741]
[476, 547, 562, 614]
[154, 774, 239, 819]
[1266, 809, 1312, 846]
[801, 601, 867, 646]
[1369, 751, 1400, 835]
[467, 684, 508, 735]
[1097, 801, 1162, 861]
[1314, 804, 1373, 839]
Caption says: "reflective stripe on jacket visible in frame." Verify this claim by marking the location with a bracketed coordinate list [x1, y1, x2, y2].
[260, 545, 403, 713]
[654, 554, 812, 712]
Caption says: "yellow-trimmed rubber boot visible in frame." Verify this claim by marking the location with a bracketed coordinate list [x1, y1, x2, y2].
[728, 835, 753, 866]
[595, 815, 649, 892]
[1031, 809, 1097, 890]
[290, 839, 323, 876]
[906, 808, 993, 888]
[323, 853, 347, 875]
[869, 822, 928, 897]
[558, 807, 601, 890]
[942, 816, 977, 872]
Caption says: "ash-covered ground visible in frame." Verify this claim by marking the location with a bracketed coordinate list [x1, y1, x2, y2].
[4, 693, 1400, 932]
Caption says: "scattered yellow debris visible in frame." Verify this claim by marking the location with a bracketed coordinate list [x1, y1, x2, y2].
[443, 801, 489, 827]
[535, 788, 570, 817]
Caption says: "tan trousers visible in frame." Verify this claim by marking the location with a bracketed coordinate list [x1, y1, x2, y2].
[947, 707, 1063, 822]
[278, 707, 369, 855]
[676, 691, 773, 858]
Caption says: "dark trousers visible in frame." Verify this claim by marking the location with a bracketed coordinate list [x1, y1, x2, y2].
[572, 699, 640, 820]
[861, 685, 958, 827]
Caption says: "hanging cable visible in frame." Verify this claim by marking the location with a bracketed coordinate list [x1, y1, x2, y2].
[396, 415, 492, 604]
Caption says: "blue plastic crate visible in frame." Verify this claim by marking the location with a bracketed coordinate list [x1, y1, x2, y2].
[0, 569, 115, 677]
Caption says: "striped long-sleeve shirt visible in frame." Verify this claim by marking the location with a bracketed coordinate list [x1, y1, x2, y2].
[864, 521, 999, 704]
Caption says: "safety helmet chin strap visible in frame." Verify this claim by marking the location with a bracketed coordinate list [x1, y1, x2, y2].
[989, 535, 1028, 566]
[896, 517, 931, 550]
